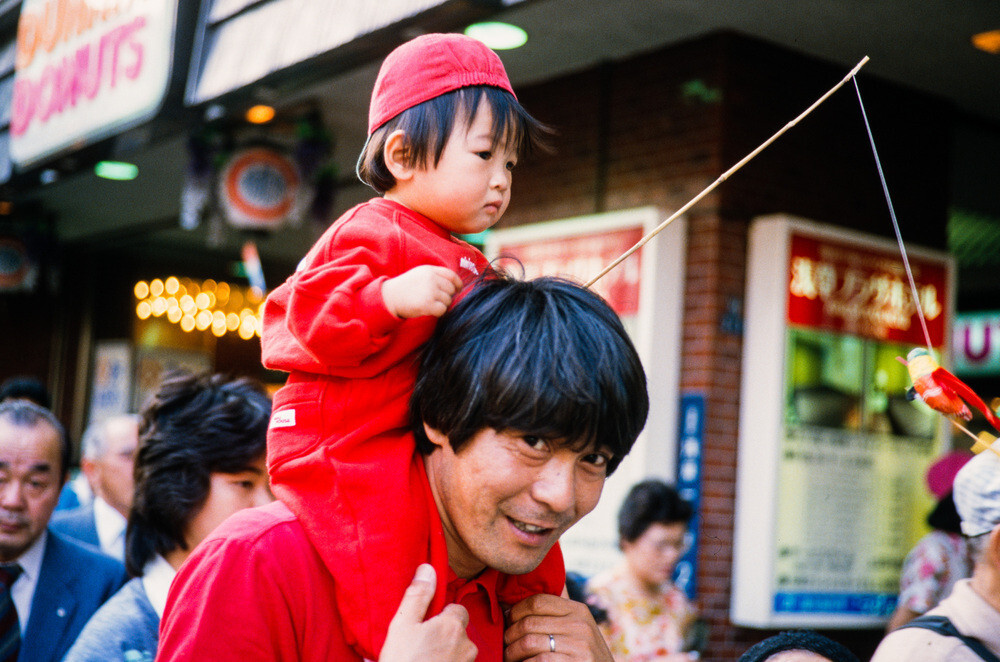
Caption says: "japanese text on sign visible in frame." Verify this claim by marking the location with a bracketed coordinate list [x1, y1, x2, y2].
[786, 233, 947, 346]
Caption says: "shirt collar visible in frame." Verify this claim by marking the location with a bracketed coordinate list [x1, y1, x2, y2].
[16, 529, 46, 581]
[141, 554, 176, 619]
[92, 496, 127, 548]
[446, 565, 503, 624]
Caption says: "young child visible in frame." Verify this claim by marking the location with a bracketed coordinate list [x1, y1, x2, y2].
[260, 33, 560, 658]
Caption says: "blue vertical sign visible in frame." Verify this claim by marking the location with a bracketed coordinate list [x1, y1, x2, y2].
[673, 393, 704, 601]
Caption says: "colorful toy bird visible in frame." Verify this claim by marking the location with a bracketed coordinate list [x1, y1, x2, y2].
[898, 348, 1000, 433]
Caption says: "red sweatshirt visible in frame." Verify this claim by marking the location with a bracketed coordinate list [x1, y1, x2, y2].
[256, 198, 564, 659]
[157, 500, 560, 662]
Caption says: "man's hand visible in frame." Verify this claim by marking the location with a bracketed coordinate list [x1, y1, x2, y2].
[504, 593, 613, 661]
[382, 266, 464, 319]
[379, 564, 478, 662]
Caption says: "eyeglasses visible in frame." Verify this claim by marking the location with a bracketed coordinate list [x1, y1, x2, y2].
[640, 531, 694, 556]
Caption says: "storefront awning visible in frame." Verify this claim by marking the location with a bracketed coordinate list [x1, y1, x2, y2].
[185, 0, 519, 106]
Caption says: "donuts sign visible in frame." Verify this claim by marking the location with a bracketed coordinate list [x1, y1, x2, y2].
[10, 0, 177, 168]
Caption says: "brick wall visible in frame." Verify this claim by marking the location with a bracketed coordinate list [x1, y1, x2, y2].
[503, 31, 951, 661]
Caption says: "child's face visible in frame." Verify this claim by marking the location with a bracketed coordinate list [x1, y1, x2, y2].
[397, 97, 517, 235]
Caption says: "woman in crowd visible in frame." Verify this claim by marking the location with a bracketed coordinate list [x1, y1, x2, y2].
[886, 450, 974, 631]
[587, 479, 701, 661]
[64, 370, 274, 662]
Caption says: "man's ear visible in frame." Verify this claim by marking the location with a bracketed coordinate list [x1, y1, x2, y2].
[383, 129, 414, 182]
[80, 458, 99, 492]
[422, 423, 450, 450]
[987, 525, 1000, 568]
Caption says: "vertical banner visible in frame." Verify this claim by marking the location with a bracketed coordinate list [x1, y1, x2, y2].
[88, 341, 133, 423]
[732, 215, 953, 628]
[674, 393, 704, 600]
[486, 207, 687, 578]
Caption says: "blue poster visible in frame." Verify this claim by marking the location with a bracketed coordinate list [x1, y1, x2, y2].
[673, 393, 704, 600]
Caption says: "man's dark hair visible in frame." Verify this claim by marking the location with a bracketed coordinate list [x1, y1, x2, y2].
[126, 370, 271, 576]
[411, 272, 648, 474]
[738, 630, 860, 662]
[0, 399, 70, 482]
[0, 376, 52, 409]
[618, 479, 693, 543]
[357, 85, 550, 193]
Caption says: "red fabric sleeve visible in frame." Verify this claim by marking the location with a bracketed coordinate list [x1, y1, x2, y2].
[156, 504, 357, 662]
[261, 206, 408, 376]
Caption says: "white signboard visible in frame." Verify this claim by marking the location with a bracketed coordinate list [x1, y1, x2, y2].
[732, 215, 953, 628]
[486, 207, 686, 577]
[10, 0, 178, 168]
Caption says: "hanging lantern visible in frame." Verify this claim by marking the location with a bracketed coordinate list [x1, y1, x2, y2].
[218, 146, 301, 231]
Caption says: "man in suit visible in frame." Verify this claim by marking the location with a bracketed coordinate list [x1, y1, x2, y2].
[0, 399, 127, 662]
[50, 414, 139, 560]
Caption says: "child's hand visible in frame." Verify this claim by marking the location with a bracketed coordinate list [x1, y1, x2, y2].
[382, 266, 464, 319]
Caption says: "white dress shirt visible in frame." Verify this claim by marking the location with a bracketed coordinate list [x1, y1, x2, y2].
[92, 496, 127, 561]
[140, 554, 176, 618]
[10, 530, 46, 635]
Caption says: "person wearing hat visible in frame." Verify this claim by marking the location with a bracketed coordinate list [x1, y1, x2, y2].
[223, 30, 562, 658]
[156, 262, 648, 655]
[738, 630, 860, 662]
[885, 450, 975, 631]
[870, 448, 1000, 661]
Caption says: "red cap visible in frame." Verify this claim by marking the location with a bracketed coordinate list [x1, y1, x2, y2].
[367, 33, 516, 135]
[927, 450, 974, 499]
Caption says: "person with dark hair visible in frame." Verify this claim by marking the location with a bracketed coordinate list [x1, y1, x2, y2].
[0, 399, 126, 662]
[587, 479, 699, 661]
[158, 273, 649, 662]
[259, 34, 556, 628]
[739, 630, 860, 662]
[886, 450, 974, 631]
[0, 376, 51, 409]
[225, 31, 563, 661]
[62, 371, 273, 662]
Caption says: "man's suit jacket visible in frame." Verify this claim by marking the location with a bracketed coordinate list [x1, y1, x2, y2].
[20, 530, 128, 662]
[48, 504, 100, 549]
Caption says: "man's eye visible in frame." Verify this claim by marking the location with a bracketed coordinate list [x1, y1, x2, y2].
[583, 453, 610, 468]
[506, 160, 517, 171]
[522, 435, 547, 451]
[477, 151, 492, 160]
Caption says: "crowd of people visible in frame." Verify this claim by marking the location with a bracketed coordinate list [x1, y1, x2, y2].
[1, 29, 999, 662]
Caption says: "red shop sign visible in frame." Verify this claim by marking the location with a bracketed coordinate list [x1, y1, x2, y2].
[495, 226, 643, 316]
[786, 232, 948, 346]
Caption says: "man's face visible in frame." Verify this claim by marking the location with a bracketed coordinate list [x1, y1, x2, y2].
[85, 417, 138, 517]
[183, 455, 272, 551]
[0, 418, 63, 562]
[423, 425, 610, 578]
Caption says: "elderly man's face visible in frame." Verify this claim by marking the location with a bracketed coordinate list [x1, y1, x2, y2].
[0, 418, 63, 562]
[86, 416, 138, 517]
[423, 425, 610, 578]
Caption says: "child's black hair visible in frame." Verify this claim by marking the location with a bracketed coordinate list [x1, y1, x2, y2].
[411, 271, 648, 474]
[357, 85, 550, 193]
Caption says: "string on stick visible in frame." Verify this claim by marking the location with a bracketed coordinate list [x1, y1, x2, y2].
[584, 56, 870, 288]
[852, 78, 934, 354]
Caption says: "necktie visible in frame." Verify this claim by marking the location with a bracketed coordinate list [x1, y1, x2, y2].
[0, 563, 22, 662]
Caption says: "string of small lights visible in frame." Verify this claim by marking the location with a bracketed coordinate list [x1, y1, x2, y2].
[134, 276, 264, 340]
